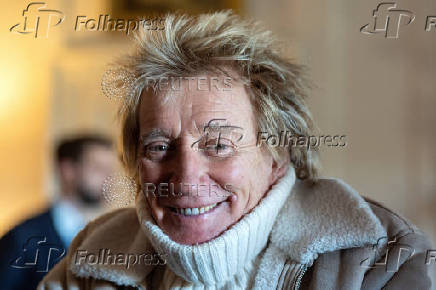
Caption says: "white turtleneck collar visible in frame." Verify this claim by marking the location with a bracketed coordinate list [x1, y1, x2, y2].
[135, 167, 296, 287]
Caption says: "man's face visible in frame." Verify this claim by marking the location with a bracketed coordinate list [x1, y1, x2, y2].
[138, 74, 286, 244]
[76, 145, 117, 205]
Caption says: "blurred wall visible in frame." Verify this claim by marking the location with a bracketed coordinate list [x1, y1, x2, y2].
[0, 0, 124, 234]
[245, 0, 436, 284]
[0, 0, 56, 235]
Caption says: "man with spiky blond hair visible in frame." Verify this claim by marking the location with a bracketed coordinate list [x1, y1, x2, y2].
[39, 11, 431, 290]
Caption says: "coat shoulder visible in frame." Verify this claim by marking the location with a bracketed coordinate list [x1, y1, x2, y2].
[38, 207, 150, 289]
[297, 181, 433, 290]
[363, 197, 424, 238]
[74, 207, 140, 245]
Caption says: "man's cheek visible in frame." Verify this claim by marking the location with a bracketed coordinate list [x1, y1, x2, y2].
[139, 160, 155, 181]
[148, 197, 165, 221]
[229, 193, 246, 220]
[139, 159, 166, 182]
[210, 159, 245, 185]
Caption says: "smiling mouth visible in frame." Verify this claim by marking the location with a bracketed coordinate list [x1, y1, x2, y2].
[169, 201, 224, 216]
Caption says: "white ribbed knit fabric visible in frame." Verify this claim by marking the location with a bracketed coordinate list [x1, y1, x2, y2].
[135, 167, 296, 289]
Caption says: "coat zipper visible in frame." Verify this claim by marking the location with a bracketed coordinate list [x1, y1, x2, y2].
[293, 265, 308, 290]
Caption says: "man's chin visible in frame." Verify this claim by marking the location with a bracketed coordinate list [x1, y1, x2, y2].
[167, 230, 218, 245]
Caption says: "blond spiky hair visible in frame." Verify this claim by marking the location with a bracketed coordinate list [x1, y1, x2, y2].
[115, 10, 320, 181]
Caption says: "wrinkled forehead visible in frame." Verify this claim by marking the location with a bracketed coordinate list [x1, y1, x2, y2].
[138, 77, 256, 135]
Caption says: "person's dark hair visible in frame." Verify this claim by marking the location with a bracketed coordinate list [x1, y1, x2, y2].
[55, 135, 113, 163]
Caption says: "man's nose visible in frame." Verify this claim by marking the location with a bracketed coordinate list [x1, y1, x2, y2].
[168, 140, 208, 192]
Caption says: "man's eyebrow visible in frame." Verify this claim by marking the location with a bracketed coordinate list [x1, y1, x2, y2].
[139, 129, 172, 143]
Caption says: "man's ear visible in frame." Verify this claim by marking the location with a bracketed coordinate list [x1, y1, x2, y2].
[271, 152, 290, 184]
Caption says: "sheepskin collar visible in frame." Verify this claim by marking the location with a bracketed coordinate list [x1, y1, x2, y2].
[271, 177, 386, 265]
[69, 170, 386, 288]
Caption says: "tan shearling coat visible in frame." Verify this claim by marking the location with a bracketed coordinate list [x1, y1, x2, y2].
[38, 178, 433, 289]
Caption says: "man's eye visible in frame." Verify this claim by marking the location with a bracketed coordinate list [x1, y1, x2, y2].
[144, 142, 170, 160]
[203, 139, 236, 157]
[206, 143, 228, 151]
[148, 144, 169, 151]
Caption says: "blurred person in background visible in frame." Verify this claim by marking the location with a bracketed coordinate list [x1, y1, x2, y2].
[0, 134, 117, 290]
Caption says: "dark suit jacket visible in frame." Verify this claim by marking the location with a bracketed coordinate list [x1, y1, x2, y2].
[0, 208, 66, 290]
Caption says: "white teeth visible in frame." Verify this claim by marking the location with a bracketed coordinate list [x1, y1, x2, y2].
[174, 203, 218, 216]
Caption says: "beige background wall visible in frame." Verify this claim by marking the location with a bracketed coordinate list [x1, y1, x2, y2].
[1, 0, 435, 286]
[245, 0, 436, 283]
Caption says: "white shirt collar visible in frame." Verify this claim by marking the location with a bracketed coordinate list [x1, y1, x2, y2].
[51, 199, 85, 247]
